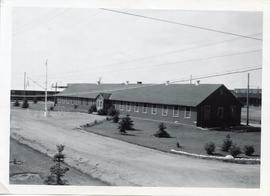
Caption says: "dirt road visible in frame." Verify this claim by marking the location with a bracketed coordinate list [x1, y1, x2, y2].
[10, 109, 260, 187]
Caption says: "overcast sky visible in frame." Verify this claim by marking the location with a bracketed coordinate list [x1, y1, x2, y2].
[11, 8, 262, 90]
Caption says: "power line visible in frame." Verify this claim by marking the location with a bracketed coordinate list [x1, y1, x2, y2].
[12, 66, 261, 98]
[13, 8, 70, 37]
[101, 9, 262, 41]
[91, 49, 262, 74]
[27, 76, 45, 90]
[13, 32, 261, 79]
[46, 48, 262, 80]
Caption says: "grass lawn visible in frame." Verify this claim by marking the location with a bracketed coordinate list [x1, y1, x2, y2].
[84, 117, 261, 158]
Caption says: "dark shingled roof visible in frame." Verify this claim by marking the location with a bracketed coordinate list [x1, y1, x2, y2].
[57, 83, 223, 107]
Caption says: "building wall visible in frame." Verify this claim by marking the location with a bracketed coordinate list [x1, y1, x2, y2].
[197, 85, 242, 127]
[112, 100, 197, 125]
[56, 96, 95, 112]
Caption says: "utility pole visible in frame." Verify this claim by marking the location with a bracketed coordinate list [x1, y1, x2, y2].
[54, 82, 57, 106]
[246, 73, 250, 126]
[44, 59, 48, 117]
[23, 72, 26, 99]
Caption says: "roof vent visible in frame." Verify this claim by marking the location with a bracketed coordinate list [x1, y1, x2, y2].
[137, 81, 142, 84]
[97, 77, 102, 85]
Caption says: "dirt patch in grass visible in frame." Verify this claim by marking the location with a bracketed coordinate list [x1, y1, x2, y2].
[84, 118, 261, 157]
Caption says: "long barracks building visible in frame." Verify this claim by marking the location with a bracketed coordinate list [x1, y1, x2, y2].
[55, 83, 242, 128]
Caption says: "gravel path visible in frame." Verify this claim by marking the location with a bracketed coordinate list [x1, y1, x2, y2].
[10, 109, 260, 187]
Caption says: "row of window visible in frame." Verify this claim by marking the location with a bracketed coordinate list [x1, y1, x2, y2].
[118, 102, 191, 118]
[57, 97, 94, 105]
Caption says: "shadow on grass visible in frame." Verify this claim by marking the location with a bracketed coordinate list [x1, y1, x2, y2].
[118, 133, 136, 136]
[210, 125, 261, 132]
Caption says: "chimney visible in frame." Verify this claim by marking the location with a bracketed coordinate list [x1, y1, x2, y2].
[97, 77, 102, 85]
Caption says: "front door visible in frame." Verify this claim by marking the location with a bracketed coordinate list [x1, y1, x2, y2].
[96, 95, 104, 111]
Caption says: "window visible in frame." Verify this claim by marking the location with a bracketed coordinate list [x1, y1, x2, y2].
[204, 105, 211, 120]
[152, 104, 157, 115]
[99, 100, 103, 108]
[173, 106, 179, 117]
[126, 103, 131, 111]
[162, 105, 168, 116]
[86, 99, 89, 105]
[143, 103, 147, 113]
[119, 101, 124, 111]
[184, 106, 191, 118]
[134, 103, 139, 112]
[230, 105, 237, 118]
[217, 107, 224, 119]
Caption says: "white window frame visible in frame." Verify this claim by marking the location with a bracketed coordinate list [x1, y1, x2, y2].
[152, 104, 157, 115]
[143, 103, 147, 113]
[134, 103, 139, 112]
[173, 106, 179, 117]
[126, 103, 131, 111]
[184, 106, 191, 119]
[99, 100, 103, 108]
[119, 102, 124, 111]
[162, 105, 168, 116]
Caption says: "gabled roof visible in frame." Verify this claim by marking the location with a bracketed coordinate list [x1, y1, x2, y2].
[57, 83, 224, 107]
[57, 83, 151, 99]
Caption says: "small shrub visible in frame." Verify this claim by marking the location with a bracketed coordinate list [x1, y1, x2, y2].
[112, 114, 119, 123]
[118, 120, 127, 134]
[45, 145, 69, 185]
[118, 115, 134, 134]
[244, 145, 255, 156]
[13, 100, 20, 107]
[107, 106, 119, 117]
[74, 104, 78, 109]
[88, 104, 97, 114]
[154, 123, 171, 138]
[204, 142, 216, 155]
[97, 109, 107, 115]
[230, 144, 242, 157]
[221, 134, 232, 152]
[21, 99, 29, 108]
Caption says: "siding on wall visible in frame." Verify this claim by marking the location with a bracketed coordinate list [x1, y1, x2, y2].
[113, 100, 197, 125]
[197, 86, 242, 127]
[56, 96, 96, 112]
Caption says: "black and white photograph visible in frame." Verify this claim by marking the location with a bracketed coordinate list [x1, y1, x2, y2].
[1, 0, 269, 195]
